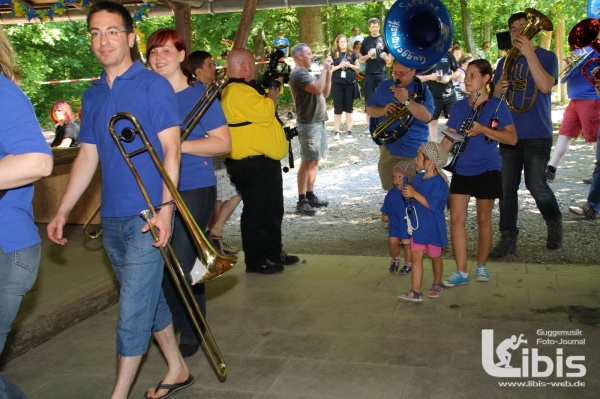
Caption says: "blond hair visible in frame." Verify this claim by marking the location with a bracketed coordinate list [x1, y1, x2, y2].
[0, 28, 20, 84]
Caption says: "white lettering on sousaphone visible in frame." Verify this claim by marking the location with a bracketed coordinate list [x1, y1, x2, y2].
[387, 19, 427, 65]
[397, 0, 440, 12]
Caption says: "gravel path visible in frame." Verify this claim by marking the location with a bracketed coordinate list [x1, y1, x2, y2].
[223, 106, 600, 265]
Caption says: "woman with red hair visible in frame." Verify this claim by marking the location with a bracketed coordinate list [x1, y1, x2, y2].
[146, 28, 231, 360]
[49, 100, 79, 147]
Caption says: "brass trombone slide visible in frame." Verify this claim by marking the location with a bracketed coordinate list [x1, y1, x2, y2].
[108, 112, 235, 380]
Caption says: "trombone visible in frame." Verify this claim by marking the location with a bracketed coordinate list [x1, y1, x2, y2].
[81, 70, 227, 238]
[108, 112, 235, 380]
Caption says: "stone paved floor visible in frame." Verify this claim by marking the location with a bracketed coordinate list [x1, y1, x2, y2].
[2, 248, 599, 398]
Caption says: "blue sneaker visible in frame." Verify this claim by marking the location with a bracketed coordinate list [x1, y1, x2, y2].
[476, 264, 490, 282]
[443, 271, 470, 287]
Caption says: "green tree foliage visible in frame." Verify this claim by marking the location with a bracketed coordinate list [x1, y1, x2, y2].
[2, 0, 592, 127]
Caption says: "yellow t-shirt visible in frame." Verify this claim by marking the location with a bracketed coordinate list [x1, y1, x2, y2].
[221, 82, 288, 161]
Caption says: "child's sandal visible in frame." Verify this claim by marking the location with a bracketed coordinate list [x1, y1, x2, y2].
[427, 283, 444, 299]
[397, 289, 423, 303]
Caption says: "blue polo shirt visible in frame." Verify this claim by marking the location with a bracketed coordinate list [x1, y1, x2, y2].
[177, 83, 226, 191]
[0, 75, 52, 253]
[367, 78, 434, 157]
[78, 61, 181, 217]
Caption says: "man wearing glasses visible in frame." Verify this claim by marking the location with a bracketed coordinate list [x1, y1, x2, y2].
[367, 60, 434, 190]
[47, 2, 194, 399]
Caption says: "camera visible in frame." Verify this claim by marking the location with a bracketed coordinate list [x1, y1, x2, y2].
[261, 49, 291, 89]
[284, 125, 298, 141]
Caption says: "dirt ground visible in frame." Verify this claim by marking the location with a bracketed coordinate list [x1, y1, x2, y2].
[222, 105, 600, 266]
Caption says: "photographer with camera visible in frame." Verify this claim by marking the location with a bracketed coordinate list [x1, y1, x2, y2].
[221, 48, 300, 274]
[289, 43, 333, 216]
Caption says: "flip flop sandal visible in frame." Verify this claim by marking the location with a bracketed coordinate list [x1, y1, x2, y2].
[145, 375, 195, 399]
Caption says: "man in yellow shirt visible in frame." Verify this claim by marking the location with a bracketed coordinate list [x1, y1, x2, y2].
[221, 48, 299, 274]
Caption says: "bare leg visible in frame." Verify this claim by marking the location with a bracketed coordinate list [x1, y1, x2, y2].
[345, 112, 354, 132]
[429, 119, 438, 142]
[476, 199, 495, 265]
[402, 242, 412, 263]
[209, 194, 241, 237]
[449, 194, 470, 273]
[146, 323, 190, 399]
[297, 160, 319, 195]
[389, 237, 400, 258]
[431, 255, 443, 284]
[111, 355, 142, 399]
[410, 249, 424, 292]
[548, 135, 571, 168]
[334, 113, 342, 132]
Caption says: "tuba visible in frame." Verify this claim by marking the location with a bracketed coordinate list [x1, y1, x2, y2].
[373, 0, 453, 144]
[567, 18, 600, 86]
[503, 8, 554, 113]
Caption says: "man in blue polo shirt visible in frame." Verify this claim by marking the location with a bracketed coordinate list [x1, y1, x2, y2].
[47, 2, 194, 399]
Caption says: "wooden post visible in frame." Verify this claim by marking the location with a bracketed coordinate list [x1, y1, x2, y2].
[167, 0, 192, 53]
[233, 0, 259, 49]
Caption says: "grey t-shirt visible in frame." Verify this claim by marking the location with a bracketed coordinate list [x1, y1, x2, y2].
[289, 67, 328, 125]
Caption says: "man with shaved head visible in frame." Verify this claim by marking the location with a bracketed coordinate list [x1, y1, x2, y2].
[221, 48, 300, 274]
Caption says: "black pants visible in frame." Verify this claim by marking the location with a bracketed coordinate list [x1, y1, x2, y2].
[162, 185, 215, 346]
[226, 156, 283, 268]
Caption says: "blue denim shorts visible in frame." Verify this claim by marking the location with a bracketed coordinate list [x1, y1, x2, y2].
[101, 216, 172, 357]
[298, 122, 328, 161]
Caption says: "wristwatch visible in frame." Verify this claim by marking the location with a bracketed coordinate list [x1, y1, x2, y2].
[403, 100, 410, 106]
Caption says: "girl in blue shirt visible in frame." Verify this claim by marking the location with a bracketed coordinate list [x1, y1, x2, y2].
[397, 142, 449, 303]
[147, 28, 231, 358]
[440, 59, 517, 287]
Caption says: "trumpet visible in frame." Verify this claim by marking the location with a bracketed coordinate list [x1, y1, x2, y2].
[108, 112, 235, 379]
[370, 78, 424, 145]
[82, 70, 228, 238]
[503, 8, 553, 113]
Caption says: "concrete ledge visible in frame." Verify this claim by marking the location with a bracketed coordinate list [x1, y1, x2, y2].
[1, 277, 118, 365]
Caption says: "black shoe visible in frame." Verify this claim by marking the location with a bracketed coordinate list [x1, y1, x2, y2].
[489, 231, 517, 258]
[546, 219, 563, 250]
[179, 343, 199, 358]
[296, 199, 316, 216]
[246, 260, 284, 274]
[307, 195, 328, 208]
[271, 251, 299, 265]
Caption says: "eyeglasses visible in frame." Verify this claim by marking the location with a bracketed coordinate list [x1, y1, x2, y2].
[391, 70, 412, 78]
[89, 29, 131, 39]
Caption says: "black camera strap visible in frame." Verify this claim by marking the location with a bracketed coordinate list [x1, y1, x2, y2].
[224, 78, 268, 128]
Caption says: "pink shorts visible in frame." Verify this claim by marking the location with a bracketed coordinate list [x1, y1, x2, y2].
[410, 238, 442, 258]
[558, 99, 600, 142]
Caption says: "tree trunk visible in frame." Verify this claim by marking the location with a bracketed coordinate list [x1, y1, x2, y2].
[459, 0, 475, 55]
[377, 1, 386, 23]
[298, 7, 323, 49]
